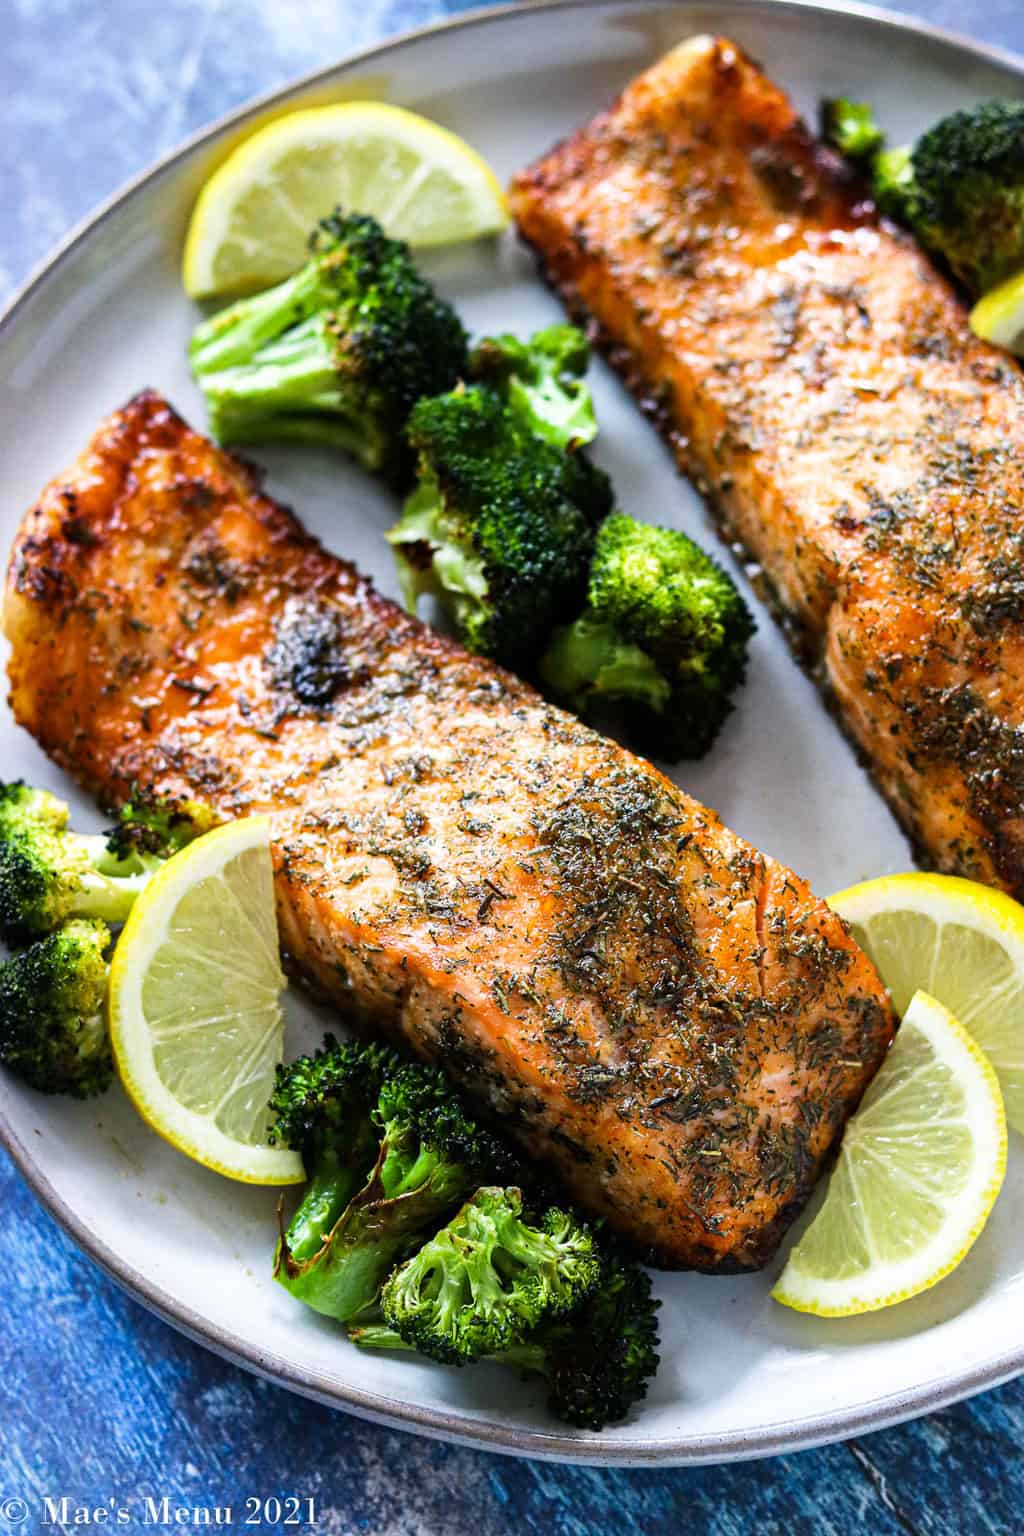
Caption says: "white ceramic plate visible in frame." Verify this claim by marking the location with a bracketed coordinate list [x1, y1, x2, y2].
[2, 0, 1024, 1467]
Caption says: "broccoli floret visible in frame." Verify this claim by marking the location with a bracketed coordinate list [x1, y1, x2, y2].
[387, 384, 611, 670]
[353, 1251, 661, 1430]
[189, 211, 469, 480]
[379, 1186, 600, 1364]
[104, 792, 212, 862]
[272, 1042, 515, 1322]
[0, 781, 186, 940]
[898, 102, 1024, 294]
[872, 144, 917, 223]
[540, 513, 754, 760]
[470, 324, 598, 449]
[820, 98, 886, 165]
[493, 1254, 660, 1429]
[823, 97, 1024, 295]
[0, 919, 113, 1097]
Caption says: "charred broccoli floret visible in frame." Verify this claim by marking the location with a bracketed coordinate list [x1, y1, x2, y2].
[353, 1251, 661, 1430]
[271, 1040, 515, 1322]
[379, 1186, 600, 1364]
[470, 324, 598, 449]
[540, 513, 754, 760]
[104, 793, 213, 861]
[822, 96, 1024, 295]
[189, 211, 469, 480]
[387, 384, 611, 670]
[492, 1254, 661, 1429]
[0, 918, 113, 1097]
[0, 781, 193, 940]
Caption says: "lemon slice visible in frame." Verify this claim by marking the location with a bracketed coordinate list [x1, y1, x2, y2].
[109, 817, 303, 1184]
[183, 102, 508, 298]
[830, 872, 1024, 1133]
[773, 990, 1006, 1316]
[970, 269, 1024, 356]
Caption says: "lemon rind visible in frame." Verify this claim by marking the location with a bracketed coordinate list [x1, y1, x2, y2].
[183, 100, 509, 298]
[109, 817, 305, 1186]
[829, 871, 1024, 1133]
[772, 991, 1007, 1317]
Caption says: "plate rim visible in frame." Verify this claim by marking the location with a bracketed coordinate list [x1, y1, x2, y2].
[3, 0, 1024, 1466]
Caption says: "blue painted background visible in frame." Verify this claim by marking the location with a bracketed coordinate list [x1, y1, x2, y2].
[3, 1, 1024, 1530]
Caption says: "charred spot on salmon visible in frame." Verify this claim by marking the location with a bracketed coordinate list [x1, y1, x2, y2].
[266, 596, 351, 708]
[182, 534, 247, 603]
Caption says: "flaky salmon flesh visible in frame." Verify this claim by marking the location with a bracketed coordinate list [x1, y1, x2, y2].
[3, 392, 894, 1269]
[511, 34, 1024, 899]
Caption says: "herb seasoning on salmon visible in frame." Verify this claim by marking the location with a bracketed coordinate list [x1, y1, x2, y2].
[510, 34, 1024, 897]
[3, 391, 894, 1268]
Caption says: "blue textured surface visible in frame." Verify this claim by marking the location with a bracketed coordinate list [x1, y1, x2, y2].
[3, 0, 1024, 1529]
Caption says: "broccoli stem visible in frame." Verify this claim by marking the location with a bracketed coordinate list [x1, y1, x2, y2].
[189, 262, 330, 373]
[387, 473, 489, 623]
[284, 1147, 370, 1265]
[197, 316, 380, 460]
[348, 1322, 413, 1351]
[69, 835, 160, 925]
[540, 614, 671, 711]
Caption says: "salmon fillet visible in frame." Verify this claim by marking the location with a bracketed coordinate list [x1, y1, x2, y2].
[511, 35, 1024, 897]
[3, 391, 894, 1269]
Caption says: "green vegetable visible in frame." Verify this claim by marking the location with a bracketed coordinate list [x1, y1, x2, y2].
[820, 98, 886, 165]
[540, 513, 754, 760]
[0, 918, 113, 1098]
[0, 781, 194, 941]
[271, 1039, 516, 1322]
[353, 1250, 661, 1430]
[899, 102, 1024, 293]
[822, 96, 1024, 296]
[379, 1186, 600, 1364]
[189, 211, 469, 481]
[470, 324, 598, 449]
[387, 382, 611, 670]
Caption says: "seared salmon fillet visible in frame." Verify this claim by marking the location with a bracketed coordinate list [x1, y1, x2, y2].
[511, 35, 1024, 896]
[3, 391, 893, 1269]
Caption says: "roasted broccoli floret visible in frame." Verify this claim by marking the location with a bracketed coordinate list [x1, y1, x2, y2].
[470, 324, 598, 449]
[104, 793, 212, 861]
[379, 1186, 600, 1364]
[353, 1251, 661, 1430]
[823, 97, 1024, 295]
[0, 918, 113, 1097]
[900, 102, 1024, 293]
[0, 781, 190, 940]
[271, 1041, 515, 1322]
[387, 384, 611, 670]
[189, 211, 468, 480]
[491, 1254, 661, 1429]
[820, 97, 886, 166]
[540, 513, 754, 760]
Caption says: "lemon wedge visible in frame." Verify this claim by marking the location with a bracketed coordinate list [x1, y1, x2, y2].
[183, 101, 508, 298]
[108, 816, 303, 1184]
[830, 872, 1024, 1133]
[772, 990, 1006, 1316]
[970, 268, 1024, 356]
